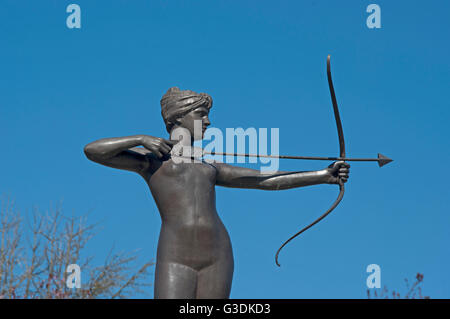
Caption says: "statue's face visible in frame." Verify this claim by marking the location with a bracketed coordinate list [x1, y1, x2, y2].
[177, 106, 210, 140]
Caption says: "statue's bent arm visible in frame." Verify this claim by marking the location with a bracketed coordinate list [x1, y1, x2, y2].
[83, 135, 150, 173]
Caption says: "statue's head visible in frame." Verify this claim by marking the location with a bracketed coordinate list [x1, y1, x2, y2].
[160, 87, 212, 140]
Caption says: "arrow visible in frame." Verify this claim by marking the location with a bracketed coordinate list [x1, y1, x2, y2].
[203, 152, 393, 167]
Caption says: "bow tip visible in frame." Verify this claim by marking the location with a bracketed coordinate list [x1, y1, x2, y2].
[275, 252, 282, 267]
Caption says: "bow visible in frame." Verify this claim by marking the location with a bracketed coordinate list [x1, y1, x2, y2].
[274, 55, 346, 267]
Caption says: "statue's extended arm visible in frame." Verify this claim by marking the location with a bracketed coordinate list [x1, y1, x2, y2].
[84, 135, 174, 172]
[213, 162, 349, 190]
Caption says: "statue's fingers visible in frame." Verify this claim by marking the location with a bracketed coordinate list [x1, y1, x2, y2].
[330, 160, 344, 171]
[160, 143, 172, 153]
[164, 139, 177, 146]
[160, 148, 170, 155]
[162, 139, 174, 147]
[154, 150, 163, 158]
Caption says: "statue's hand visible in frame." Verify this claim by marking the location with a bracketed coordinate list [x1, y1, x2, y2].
[326, 161, 350, 184]
[140, 135, 176, 158]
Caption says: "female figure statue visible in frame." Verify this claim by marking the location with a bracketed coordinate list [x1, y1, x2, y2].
[84, 87, 350, 298]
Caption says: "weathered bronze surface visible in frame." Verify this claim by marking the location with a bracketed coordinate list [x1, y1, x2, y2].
[82, 56, 393, 299]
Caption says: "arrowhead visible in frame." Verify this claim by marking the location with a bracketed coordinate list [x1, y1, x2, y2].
[377, 153, 393, 167]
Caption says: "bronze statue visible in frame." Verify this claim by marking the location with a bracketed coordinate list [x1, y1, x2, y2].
[83, 56, 390, 299]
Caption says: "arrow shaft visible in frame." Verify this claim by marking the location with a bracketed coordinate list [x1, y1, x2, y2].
[205, 151, 379, 162]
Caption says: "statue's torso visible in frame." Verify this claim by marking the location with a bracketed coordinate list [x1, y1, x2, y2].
[142, 157, 233, 270]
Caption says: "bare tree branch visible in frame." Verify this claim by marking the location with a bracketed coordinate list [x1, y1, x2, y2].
[0, 196, 153, 299]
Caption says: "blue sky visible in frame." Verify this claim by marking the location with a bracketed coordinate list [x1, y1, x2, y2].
[0, 1, 449, 298]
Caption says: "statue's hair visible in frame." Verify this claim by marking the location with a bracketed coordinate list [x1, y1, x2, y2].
[160, 87, 213, 133]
